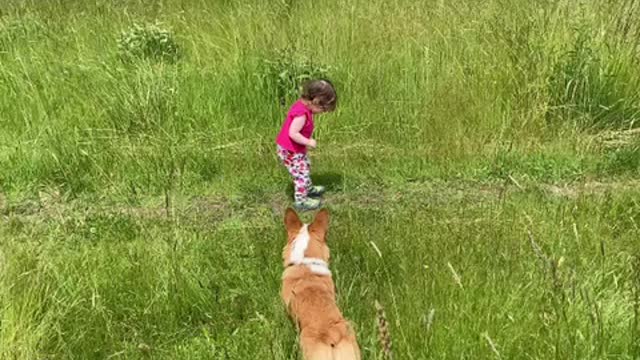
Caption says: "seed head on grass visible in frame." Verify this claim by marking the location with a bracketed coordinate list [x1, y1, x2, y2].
[483, 332, 502, 359]
[424, 308, 436, 334]
[447, 262, 463, 289]
[375, 300, 393, 360]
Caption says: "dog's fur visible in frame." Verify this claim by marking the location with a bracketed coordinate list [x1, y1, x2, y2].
[281, 208, 361, 360]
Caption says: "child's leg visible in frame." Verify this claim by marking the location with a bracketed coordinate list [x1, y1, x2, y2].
[300, 155, 326, 197]
[277, 146, 311, 202]
[293, 154, 312, 202]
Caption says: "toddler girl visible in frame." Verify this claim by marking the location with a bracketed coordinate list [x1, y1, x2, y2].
[276, 79, 337, 211]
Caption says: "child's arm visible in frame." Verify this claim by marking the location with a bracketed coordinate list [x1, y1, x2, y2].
[289, 116, 317, 148]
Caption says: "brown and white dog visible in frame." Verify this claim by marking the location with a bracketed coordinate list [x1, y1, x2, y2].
[281, 208, 361, 360]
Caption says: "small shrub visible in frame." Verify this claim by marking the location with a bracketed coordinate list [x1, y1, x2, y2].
[118, 22, 181, 63]
[258, 47, 332, 106]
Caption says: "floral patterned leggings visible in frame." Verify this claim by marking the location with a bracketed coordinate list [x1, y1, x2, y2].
[277, 145, 312, 202]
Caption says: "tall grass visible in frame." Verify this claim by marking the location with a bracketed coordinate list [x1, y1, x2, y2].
[1, 0, 639, 358]
[0, 0, 638, 196]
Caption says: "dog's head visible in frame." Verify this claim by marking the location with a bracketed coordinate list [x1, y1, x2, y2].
[282, 208, 330, 267]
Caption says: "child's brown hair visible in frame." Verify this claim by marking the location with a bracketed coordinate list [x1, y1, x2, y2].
[301, 79, 337, 111]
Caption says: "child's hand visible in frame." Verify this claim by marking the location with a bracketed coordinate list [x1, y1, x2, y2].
[308, 139, 317, 149]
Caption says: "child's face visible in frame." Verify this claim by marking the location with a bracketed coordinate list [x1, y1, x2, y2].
[309, 103, 327, 114]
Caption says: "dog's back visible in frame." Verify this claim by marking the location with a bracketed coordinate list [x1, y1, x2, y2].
[281, 209, 361, 360]
[283, 267, 360, 360]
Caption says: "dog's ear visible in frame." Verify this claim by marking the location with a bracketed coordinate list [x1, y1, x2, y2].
[309, 208, 329, 241]
[284, 207, 303, 235]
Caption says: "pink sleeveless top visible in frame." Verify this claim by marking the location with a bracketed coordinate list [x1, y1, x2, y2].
[276, 100, 314, 154]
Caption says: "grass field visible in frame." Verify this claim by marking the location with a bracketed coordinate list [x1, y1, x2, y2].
[1, 0, 640, 358]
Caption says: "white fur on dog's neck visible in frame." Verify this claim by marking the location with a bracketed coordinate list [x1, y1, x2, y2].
[289, 224, 331, 276]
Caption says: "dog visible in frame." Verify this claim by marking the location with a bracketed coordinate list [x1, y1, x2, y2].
[280, 208, 361, 360]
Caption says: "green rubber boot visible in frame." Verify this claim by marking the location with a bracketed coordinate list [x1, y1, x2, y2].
[294, 198, 322, 211]
[308, 185, 326, 198]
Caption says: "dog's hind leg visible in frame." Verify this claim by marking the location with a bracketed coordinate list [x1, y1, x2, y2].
[331, 335, 360, 360]
[300, 332, 332, 360]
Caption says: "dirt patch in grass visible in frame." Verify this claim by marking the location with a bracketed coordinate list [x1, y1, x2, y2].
[2, 179, 638, 228]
